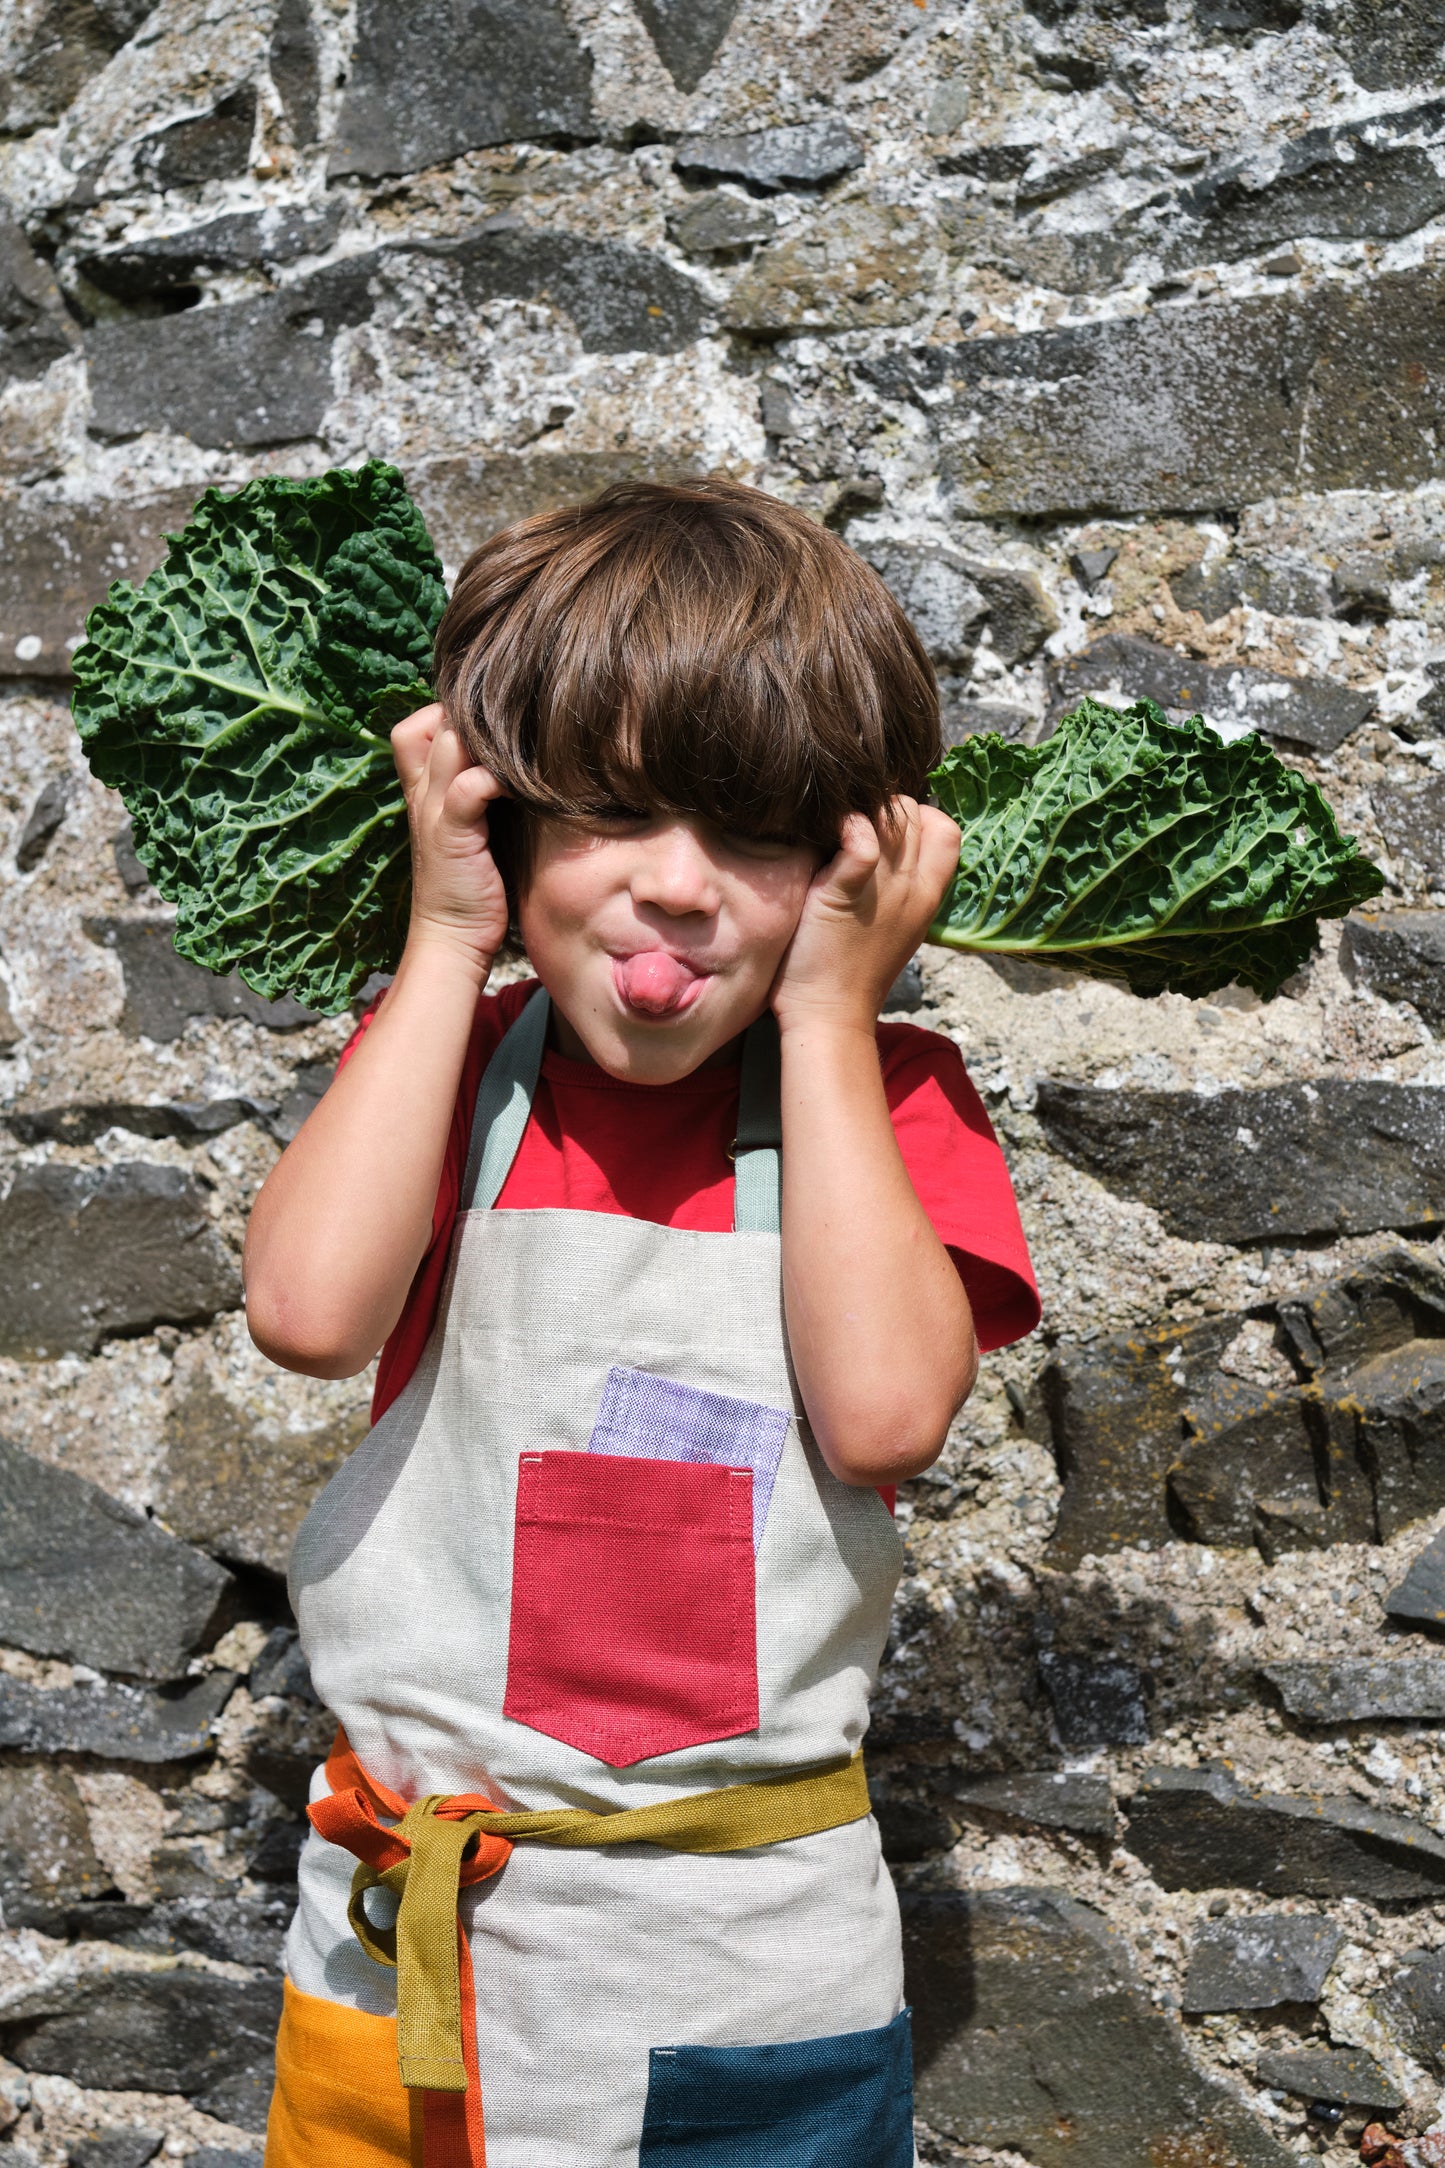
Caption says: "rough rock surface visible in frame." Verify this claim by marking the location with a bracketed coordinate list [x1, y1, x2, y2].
[3, 0, 1445, 2157]
[0, 1438, 231, 1679]
[1182, 1912, 1346, 2013]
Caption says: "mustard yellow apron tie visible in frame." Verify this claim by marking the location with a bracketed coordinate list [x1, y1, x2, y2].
[313, 1743, 872, 2095]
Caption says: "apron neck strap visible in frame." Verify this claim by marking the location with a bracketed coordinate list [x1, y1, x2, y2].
[732, 1011, 781, 1235]
[460, 988, 783, 1232]
[461, 987, 551, 1212]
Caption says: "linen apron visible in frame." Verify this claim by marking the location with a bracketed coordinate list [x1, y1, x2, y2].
[281, 991, 914, 2166]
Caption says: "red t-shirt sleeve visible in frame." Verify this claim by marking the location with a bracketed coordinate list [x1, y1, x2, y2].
[878, 1021, 1040, 1354]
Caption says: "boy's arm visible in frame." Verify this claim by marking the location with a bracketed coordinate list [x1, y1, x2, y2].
[773, 802, 977, 1487]
[243, 708, 507, 1377]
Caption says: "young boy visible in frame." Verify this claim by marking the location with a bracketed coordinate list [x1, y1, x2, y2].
[245, 478, 1039, 2168]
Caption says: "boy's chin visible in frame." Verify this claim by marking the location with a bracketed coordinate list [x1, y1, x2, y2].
[566, 991, 763, 1084]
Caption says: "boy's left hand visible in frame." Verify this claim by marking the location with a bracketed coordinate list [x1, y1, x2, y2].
[771, 796, 961, 1032]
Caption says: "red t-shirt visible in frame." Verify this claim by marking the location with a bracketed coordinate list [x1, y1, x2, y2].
[345, 979, 1040, 1422]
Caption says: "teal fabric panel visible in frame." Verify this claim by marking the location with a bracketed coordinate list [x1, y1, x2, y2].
[638, 2009, 913, 2166]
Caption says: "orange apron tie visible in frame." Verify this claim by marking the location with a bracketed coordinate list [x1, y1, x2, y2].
[308, 1732, 510, 2168]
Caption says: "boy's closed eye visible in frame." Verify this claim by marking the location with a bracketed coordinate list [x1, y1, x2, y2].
[582, 804, 810, 861]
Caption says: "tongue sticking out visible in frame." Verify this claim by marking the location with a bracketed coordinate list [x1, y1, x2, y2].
[614, 951, 703, 1017]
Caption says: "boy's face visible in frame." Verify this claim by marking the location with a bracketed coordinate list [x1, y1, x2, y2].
[517, 812, 822, 1082]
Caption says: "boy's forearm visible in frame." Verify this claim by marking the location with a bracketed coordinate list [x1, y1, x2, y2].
[243, 928, 491, 1376]
[778, 1021, 977, 1486]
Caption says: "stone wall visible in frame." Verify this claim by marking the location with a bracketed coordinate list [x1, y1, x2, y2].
[0, 0, 1443, 2161]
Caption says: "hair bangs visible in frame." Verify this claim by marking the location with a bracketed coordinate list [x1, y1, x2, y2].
[432, 475, 940, 895]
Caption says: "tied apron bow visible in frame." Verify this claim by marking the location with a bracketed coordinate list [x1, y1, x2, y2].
[308, 1729, 872, 2165]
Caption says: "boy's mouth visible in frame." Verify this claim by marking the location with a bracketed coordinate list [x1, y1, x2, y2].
[612, 950, 707, 1018]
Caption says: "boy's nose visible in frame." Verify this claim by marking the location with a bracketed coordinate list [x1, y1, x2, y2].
[631, 821, 721, 917]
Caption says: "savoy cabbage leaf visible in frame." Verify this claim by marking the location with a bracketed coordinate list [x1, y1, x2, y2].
[72, 460, 441, 1015]
[928, 696, 1384, 1000]
[72, 463, 1384, 1015]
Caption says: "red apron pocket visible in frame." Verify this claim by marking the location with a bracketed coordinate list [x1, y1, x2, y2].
[503, 1450, 758, 1767]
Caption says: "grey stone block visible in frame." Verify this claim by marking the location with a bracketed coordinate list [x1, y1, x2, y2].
[66, 2130, 162, 2168]
[0, 1161, 242, 1356]
[0, 214, 80, 390]
[1048, 634, 1374, 750]
[1034, 1080, 1445, 1245]
[85, 258, 381, 447]
[0, 2, 154, 132]
[1170, 1391, 1335, 1550]
[1256, 2045, 1403, 2110]
[249, 1627, 318, 1705]
[1261, 1658, 1445, 1722]
[635, 0, 740, 91]
[1385, 1529, 1445, 1628]
[911, 268, 1445, 517]
[16, 773, 69, 869]
[883, 960, 925, 1014]
[1374, 776, 1445, 889]
[675, 118, 863, 192]
[0, 1437, 232, 1680]
[8, 1099, 268, 1146]
[426, 228, 707, 356]
[1333, 0, 1445, 91]
[668, 192, 776, 257]
[77, 205, 344, 302]
[963, 560, 1057, 664]
[1378, 1946, 1445, 2071]
[1339, 910, 1445, 1030]
[158, 1381, 363, 1574]
[0, 1670, 236, 1760]
[5, 1971, 282, 2123]
[1042, 1248, 1445, 1562]
[1038, 1651, 1149, 1746]
[1169, 556, 1331, 621]
[1182, 1913, 1345, 2011]
[902, 1886, 1292, 2166]
[1163, 108, 1445, 266]
[262, 1062, 332, 1146]
[874, 1796, 959, 1861]
[137, 88, 256, 185]
[1197, 0, 1302, 24]
[0, 491, 195, 681]
[328, 0, 593, 179]
[852, 539, 985, 669]
[85, 918, 317, 1038]
[1124, 1764, 1445, 1899]
[953, 1771, 1116, 1836]
[0, 1765, 113, 1920]
[268, 0, 321, 146]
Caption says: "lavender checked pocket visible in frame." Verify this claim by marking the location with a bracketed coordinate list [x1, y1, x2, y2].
[588, 1366, 790, 1552]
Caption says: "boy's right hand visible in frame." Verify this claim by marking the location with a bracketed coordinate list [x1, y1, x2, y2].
[392, 704, 511, 971]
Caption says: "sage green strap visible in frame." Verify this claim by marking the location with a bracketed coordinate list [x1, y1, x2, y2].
[460, 987, 551, 1211]
[733, 1011, 782, 1234]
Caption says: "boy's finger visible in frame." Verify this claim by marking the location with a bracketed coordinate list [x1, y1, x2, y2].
[918, 807, 963, 899]
[819, 813, 882, 899]
[422, 719, 476, 797]
[390, 703, 446, 792]
[442, 765, 510, 826]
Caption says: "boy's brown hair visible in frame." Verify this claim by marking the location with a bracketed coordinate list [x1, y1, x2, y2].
[432, 476, 940, 897]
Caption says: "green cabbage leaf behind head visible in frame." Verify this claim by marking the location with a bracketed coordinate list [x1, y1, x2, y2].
[71, 462, 1384, 1015]
[928, 696, 1385, 1000]
[72, 459, 441, 1016]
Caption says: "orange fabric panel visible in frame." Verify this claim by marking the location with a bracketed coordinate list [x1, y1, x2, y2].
[265, 1977, 421, 2168]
